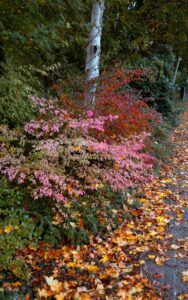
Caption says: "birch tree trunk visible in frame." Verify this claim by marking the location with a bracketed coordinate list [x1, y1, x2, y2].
[85, 0, 105, 106]
[172, 56, 182, 85]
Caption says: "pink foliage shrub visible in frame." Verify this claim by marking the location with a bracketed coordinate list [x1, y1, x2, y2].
[0, 97, 154, 205]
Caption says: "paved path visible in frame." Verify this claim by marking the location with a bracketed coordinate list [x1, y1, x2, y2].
[142, 105, 188, 299]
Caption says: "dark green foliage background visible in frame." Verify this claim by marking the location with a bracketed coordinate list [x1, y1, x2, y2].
[0, 0, 187, 126]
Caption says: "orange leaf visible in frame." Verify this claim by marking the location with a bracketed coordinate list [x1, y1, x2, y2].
[182, 270, 188, 281]
[114, 163, 119, 171]
[4, 225, 13, 233]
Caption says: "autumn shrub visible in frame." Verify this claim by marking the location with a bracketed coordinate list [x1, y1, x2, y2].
[0, 66, 168, 252]
[83, 68, 164, 165]
[56, 67, 161, 141]
[0, 95, 155, 245]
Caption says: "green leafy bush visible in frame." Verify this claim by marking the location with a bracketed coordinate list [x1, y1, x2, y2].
[0, 176, 131, 268]
[0, 62, 44, 127]
[0, 177, 68, 278]
[0, 291, 24, 300]
[55, 187, 128, 245]
[0, 178, 39, 277]
[129, 45, 184, 126]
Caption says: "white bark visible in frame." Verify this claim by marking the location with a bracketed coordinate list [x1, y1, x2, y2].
[172, 56, 182, 85]
[85, 0, 105, 105]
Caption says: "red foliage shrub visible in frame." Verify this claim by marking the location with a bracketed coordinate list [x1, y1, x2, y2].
[50, 67, 161, 145]
[89, 67, 161, 141]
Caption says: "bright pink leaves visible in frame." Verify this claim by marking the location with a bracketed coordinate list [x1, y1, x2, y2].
[0, 96, 155, 205]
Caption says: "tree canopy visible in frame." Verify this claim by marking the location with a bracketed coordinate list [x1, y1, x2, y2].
[0, 0, 187, 76]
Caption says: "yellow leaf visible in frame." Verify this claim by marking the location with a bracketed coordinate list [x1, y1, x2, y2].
[156, 216, 169, 224]
[4, 225, 13, 233]
[152, 179, 157, 184]
[95, 183, 104, 189]
[127, 223, 135, 228]
[161, 178, 172, 183]
[166, 179, 172, 183]
[158, 192, 167, 198]
[139, 198, 147, 203]
[37, 288, 52, 298]
[66, 22, 72, 29]
[155, 256, 166, 265]
[86, 265, 99, 272]
[55, 293, 67, 300]
[100, 255, 109, 263]
[73, 146, 81, 151]
[124, 266, 133, 273]
[28, 245, 38, 251]
[79, 293, 92, 300]
[149, 230, 158, 236]
[66, 262, 77, 268]
[148, 255, 155, 259]
[74, 292, 91, 300]
[45, 276, 62, 292]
